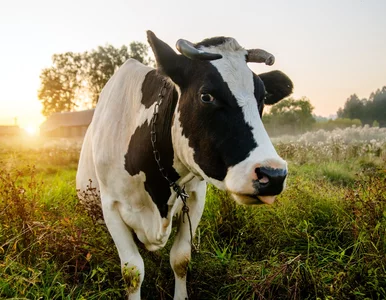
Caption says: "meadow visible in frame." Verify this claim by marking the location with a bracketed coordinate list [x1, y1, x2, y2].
[1, 126, 385, 299]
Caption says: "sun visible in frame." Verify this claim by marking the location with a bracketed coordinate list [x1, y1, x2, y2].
[24, 125, 38, 136]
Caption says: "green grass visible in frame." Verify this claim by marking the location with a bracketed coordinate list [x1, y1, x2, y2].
[0, 139, 385, 299]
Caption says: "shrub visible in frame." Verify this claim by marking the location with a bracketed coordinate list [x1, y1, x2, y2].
[313, 118, 362, 131]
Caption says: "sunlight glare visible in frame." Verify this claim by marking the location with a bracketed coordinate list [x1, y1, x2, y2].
[24, 125, 38, 136]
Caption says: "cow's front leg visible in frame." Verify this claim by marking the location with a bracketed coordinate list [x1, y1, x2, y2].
[101, 195, 144, 300]
[170, 180, 206, 300]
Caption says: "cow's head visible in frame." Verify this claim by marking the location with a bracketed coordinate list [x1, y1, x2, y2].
[147, 31, 293, 205]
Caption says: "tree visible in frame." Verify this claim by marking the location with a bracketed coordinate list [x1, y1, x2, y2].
[263, 97, 315, 136]
[337, 94, 366, 120]
[38, 42, 153, 116]
[368, 87, 386, 127]
[129, 42, 152, 64]
[85, 45, 131, 105]
[38, 52, 83, 116]
[337, 87, 386, 127]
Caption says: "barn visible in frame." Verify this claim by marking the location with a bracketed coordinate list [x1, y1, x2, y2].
[40, 109, 94, 138]
[0, 125, 22, 136]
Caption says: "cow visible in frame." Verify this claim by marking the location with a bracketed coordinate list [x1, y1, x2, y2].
[76, 30, 293, 299]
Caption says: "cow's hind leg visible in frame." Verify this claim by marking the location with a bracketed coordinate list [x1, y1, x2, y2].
[102, 194, 144, 300]
[170, 180, 206, 300]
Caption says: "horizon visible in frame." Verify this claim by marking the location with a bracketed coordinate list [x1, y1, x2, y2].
[1, 0, 385, 131]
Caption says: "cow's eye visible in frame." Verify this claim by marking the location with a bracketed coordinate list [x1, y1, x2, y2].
[200, 93, 215, 103]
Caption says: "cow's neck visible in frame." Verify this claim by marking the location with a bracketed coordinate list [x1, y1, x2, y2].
[124, 70, 181, 218]
[154, 79, 179, 169]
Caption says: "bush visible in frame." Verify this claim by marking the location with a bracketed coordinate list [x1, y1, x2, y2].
[313, 118, 362, 131]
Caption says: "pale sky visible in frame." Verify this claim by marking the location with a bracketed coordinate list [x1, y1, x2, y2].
[1, 0, 385, 129]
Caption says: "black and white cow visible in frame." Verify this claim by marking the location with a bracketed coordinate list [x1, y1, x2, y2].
[76, 31, 293, 299]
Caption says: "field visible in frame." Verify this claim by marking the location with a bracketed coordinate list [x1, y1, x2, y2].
[1, 126, 386, 300]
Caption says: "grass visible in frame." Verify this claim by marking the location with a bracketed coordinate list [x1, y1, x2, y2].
[0, 136, 385, 299]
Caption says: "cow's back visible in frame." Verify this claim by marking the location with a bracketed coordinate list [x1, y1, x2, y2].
[76, 59, 154, 201]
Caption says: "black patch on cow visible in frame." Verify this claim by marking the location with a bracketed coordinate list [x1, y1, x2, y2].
[125, 71, 180, 218]
[196, 37, 229, 48]
[177, 60, 258, 181]
[141, 70, 159, 108]
[253, 74, 266, 117]
[258, 70, 293, 105]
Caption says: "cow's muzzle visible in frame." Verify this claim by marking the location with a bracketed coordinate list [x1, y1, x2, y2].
[254, 166, 287, 196]
[229, 165, 287, 205]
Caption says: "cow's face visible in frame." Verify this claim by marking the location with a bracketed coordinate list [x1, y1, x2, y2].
[147, 31, 293, 205]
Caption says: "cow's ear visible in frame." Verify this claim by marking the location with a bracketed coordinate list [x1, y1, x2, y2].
[147, 31, 186, 85]
[258, 70, 293, 105]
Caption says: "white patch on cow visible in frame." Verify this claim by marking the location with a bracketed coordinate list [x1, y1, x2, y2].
[198, 39, 287, 201]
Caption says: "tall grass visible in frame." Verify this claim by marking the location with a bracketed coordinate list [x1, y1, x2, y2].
[0, 145, 124, 299]
[0, 134, 385, 299]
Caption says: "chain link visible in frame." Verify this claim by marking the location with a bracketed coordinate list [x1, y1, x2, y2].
[150, 79, 198, 252]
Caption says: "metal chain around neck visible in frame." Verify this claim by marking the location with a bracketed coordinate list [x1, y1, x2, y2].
[150, 79, 198, 252]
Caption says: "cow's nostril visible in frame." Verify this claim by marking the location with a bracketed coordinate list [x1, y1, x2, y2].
[255, 167, 262, 179]
[258, 176, 269, 184]
[255, 168, 270, 185]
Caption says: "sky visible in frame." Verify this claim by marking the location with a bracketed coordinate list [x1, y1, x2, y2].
[0, 0, 385, 130]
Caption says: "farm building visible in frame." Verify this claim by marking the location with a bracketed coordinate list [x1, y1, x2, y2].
[40, 109, 94, 138]
[0, 125, 22, 136]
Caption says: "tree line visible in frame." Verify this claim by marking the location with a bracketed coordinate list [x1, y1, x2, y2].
[337, 88, 386, 127]
[262, 87, 386, 136]
[262, 93, 382, 137]
[262, 97, 315, 136]
[38, 42, 153, 116]
[38, 42, 385, 134]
